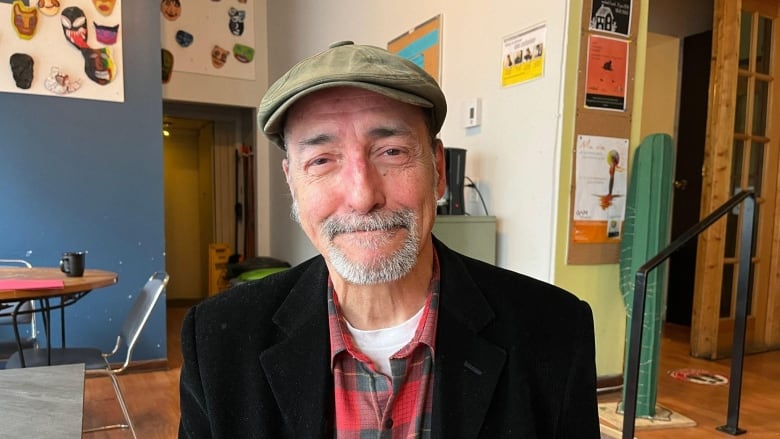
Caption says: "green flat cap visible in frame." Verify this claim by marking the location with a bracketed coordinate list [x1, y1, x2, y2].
[258, 41, 447, 149]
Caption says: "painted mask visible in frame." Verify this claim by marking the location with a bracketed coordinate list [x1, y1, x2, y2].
[175, 30, 193, 47]
[161, 0, 181, 21]
[37, 0, 61, 17]
[161, 49, 174, 83]
[81, 47, 115, 85]
[228, 8, 245, 36]
[95, 23, 120, 45]
[61, 7, 89, 49]
[92, 0, 117, 16]
[12, 1, 38, 40]
[211, 45, 229, 68]
[233, 44, 254, 63]
[44, 66, 82, 95]
[10, 53, 34, 89]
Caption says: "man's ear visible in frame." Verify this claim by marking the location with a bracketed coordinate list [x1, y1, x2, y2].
[433, 139, 447, 200]
[282, 157, 298, 198]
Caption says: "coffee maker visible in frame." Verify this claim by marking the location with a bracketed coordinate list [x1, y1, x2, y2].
[437, 147, 467, 215]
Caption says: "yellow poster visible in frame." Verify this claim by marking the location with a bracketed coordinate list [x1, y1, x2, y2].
[501, 24, 546, 87]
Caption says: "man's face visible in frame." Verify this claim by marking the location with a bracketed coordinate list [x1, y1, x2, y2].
[282, 87, 446, 285]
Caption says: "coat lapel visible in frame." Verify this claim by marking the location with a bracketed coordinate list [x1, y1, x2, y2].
[259, 258, 334, 439]
[432, 240, 530, 438]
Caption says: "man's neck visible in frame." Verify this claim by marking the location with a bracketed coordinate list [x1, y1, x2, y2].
[331, 247, 433, 331]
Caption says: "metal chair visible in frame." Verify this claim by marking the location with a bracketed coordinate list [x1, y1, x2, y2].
[0, 259, 38, 362]
[6, 271, 169, 439]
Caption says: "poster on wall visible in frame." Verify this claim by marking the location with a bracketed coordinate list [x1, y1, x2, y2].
[584, 34, 628, 111]
[160, 0, 256, 81]
[388, 15, 441, 83]
[572, 134, 629, 244]
[0, 0, 125, 102]
[501, 23, 546, 88]
[589, 0, 632, 37]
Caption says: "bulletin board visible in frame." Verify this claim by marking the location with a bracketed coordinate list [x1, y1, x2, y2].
[388, 15, 441, 83]
[567, 0, 639, 265]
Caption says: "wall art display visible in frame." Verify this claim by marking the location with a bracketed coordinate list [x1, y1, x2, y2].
[0, 0, 124, 102]
[160, 0, 256, 81]
[388, 15, 441, 83]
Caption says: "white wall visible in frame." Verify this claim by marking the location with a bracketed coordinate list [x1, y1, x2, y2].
[265, 0, 571, 281]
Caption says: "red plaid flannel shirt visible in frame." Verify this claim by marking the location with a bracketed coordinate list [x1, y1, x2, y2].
[328, 251, 440, 438]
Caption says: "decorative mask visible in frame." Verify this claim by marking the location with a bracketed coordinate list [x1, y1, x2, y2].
[232, 44, 254, 63]
[95, 23, 119, 45]
[37, 0, 61, 17]
[81, 47, 115, 85]
[161, 49, 174, 83]
[12, 1, 38, 40]
[160, 0, 181, 21]
[175, 30, 193, 47]
[228, 8, 245, 36]
[92, 0, 117, 16]
[211, 45, 229, 69]
[10, 53, 34, 89]
[44, 66, 82, 95]
[61, 7, 89, 49]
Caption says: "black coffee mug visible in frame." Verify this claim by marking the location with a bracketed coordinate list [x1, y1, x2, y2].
[60, 252, 86, 277]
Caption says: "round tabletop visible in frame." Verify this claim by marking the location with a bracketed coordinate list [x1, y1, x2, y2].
[0, 267, 118, 301]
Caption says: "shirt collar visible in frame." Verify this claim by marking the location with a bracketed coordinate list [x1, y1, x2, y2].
[327, 247, 441, 370]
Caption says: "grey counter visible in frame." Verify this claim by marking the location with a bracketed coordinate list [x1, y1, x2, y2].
[0, 363, 85, 438]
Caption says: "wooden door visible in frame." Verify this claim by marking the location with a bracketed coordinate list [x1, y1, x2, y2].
[692, 0, 780, 358]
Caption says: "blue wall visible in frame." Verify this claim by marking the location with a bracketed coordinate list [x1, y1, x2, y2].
[0, 6, 165, 362]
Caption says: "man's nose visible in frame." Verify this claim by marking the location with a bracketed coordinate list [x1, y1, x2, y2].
[344, 157, 385, 214]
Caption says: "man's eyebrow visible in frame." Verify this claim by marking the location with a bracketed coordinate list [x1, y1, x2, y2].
[367, 126, 412, 139]
[296, 133, 334, 147]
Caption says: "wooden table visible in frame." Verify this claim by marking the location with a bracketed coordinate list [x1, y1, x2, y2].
[0, 363, 85, 438]
[0, 267, 118, 300]
[0, 268, 118, 366]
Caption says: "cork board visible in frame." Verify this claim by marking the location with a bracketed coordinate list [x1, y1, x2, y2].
[567, 0, 640, 265]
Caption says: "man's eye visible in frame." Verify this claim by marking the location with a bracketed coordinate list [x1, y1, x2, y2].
[311, 157, 329, 166]
[384, 148, 402, 156]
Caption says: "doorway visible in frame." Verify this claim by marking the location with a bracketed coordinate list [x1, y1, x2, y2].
[162, 102, 256, 301]
[666, 30, 712, 326]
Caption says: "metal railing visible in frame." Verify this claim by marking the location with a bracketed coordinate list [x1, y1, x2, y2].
[622, 189, 755, 439]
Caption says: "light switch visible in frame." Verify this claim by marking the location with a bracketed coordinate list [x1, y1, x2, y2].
[463, 98, 482, 128]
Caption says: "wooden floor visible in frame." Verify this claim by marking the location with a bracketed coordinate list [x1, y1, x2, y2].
[82, 305, 780, 438]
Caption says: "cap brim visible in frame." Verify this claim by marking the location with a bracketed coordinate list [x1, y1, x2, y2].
[263, 81, 434, 150]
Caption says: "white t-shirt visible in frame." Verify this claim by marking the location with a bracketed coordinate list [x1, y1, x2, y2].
[344, 306, 424, 377]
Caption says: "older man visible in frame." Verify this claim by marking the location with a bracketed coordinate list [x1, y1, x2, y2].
[179, 41, 600, 438]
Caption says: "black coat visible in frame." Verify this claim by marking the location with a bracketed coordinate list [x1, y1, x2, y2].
[179, 238, 600, 438]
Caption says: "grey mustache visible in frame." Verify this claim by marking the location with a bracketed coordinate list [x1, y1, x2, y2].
[323, 211, 412, 239]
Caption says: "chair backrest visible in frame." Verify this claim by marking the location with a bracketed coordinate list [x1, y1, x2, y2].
[119, 272, 169, 362]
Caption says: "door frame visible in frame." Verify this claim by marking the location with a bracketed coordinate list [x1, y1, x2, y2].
[691, 0, 780, 358]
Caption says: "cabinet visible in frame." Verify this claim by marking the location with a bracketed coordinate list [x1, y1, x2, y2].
[432, 216, 497, 264]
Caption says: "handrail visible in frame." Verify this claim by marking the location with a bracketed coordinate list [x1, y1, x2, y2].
[622, 189, 755, 439]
